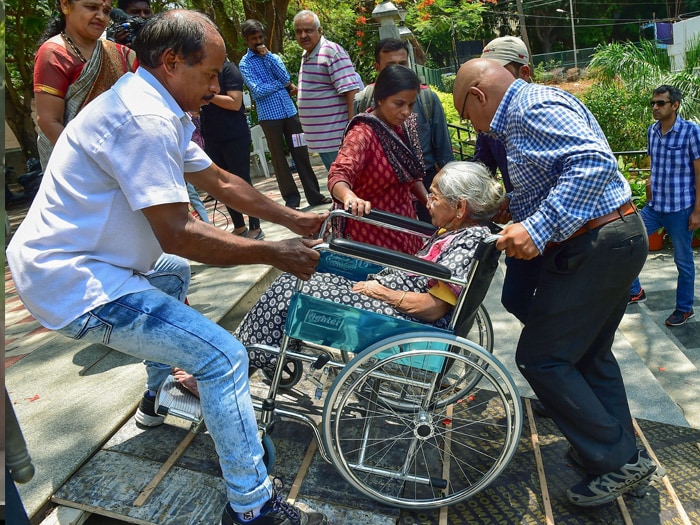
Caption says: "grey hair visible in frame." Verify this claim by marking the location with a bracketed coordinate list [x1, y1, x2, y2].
[293, 10, 321, 29]
[436, 161, 504, 220]
[133, 10, 219, 68]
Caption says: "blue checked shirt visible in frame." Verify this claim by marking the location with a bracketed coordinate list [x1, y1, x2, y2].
[647, 115, 700, 213]
[490, 79, 631, 252]
[239, 49, 298, 121]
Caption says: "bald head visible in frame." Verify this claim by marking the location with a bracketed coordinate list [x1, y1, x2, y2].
[453, 58, 518, 133]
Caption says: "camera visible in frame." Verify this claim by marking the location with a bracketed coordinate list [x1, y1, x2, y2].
[106, 8, 146, 46]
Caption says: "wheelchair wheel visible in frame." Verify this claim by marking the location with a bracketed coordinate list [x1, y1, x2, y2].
[344, 305, 494, 410]
[468, 304, 493, 353]
[322, 332, 522, 509]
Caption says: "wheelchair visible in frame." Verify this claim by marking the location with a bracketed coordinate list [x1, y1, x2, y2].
[248, 209, 523, 509]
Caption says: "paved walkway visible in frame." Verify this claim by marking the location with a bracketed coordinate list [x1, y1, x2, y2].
[5, 160, 699, 523]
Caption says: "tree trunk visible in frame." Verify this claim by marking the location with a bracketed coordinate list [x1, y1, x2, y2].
[243, 0, 291, 54]
[4, 66, 37, 162]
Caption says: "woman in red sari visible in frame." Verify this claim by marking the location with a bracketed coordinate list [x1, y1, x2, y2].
[328, 64, 428, 254]
[34, 0, 137, 168]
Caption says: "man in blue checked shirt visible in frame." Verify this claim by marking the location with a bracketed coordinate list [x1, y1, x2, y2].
[455, 59, 661, 507]
[628, 85, 700, 326]
[238, 19, 332, 209]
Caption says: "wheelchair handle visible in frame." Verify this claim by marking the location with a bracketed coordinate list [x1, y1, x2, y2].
[321, 208, 437, 240]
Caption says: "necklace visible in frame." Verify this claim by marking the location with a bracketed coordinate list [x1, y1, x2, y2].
[61, 32, 87, 63]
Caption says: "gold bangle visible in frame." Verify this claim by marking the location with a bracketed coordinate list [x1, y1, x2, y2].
[396, 291, 407, 308]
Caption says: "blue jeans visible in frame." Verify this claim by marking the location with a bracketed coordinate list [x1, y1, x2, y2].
[58, 253, 272, 511]
[319, 150, 338, 172]
[630, 204, 695, 312]
[187, 182, 210, 224]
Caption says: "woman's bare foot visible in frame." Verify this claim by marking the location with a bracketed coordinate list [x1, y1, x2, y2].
[172, 367, 199, 398]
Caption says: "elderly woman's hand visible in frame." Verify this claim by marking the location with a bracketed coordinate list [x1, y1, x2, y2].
[352, 280, 387, 300]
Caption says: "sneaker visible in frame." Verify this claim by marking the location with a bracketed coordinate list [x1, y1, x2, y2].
[134, 392, 165, 427]
[566, 448, 658, 507]
[627, 289, 647, 305]
[220, 489, 327, 525]
[665, 309, 695, 326]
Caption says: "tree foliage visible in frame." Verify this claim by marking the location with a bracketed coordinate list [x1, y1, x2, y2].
[584, 39, 700, 151]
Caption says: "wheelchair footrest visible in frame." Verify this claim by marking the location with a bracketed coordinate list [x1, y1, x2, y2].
[155, 374, 202, 423]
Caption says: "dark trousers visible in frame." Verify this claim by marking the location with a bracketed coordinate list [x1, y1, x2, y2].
[259, 116, 324, 207]
[501, 255, 543, 324]
[205, 135, 260, 230]
[516, 212, 648, 475]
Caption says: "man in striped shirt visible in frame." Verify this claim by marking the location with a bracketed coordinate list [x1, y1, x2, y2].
[293, 10, 361, 171]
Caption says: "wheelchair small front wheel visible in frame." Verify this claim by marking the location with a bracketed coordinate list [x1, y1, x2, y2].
[261, 433, 276, 473]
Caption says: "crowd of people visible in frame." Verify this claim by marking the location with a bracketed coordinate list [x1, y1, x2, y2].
[8, 4, 698, 525]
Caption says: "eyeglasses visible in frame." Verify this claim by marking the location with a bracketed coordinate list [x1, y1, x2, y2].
[650, 100, 670, 107]
[427, 192, 456, 205]
[459, 89, 471, 120]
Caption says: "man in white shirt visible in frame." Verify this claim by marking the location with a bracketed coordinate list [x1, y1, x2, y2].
[7, 10, 327, 525]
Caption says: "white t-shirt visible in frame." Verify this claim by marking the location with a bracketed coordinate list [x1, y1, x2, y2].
[7, 68, 211, 329]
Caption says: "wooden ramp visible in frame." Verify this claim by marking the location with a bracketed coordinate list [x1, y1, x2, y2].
[50, 377, 399, 525]
[49, 384, 699, 525]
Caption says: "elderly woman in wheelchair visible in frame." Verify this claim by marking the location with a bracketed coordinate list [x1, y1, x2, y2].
[162, 161, 523, 509]
[236, 161, 504, 376]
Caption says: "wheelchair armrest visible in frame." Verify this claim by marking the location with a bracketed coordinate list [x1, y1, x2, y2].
[362, 210, 438, 237]
[329, 237, 452, 280]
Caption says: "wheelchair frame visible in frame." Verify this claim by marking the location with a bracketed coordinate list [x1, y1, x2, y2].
[250, 209, 523, 509]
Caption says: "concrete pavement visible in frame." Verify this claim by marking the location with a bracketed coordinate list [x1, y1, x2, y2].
[5, 160, 699, 523]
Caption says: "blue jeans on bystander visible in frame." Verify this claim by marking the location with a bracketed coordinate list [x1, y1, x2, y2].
[630, 204, 695, 312]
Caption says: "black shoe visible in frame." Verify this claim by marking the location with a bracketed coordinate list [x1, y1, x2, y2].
[220, 487, 327, 525]
[566, 449, 658, 507]
[285, 201, 300, 209]
[665, 308, 695, 326]
[135, 392, 165, 427]
[309, 196, 332, 206]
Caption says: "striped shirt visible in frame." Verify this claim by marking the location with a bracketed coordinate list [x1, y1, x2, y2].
[239, 49, 297, 121]
[490, 79, 631, 252]
[297, 37, 360, 153]
[647, 115, 700, 213]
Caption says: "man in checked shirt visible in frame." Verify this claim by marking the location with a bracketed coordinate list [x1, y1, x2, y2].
[454, 58, 661, 507]
[628, 85, 700, 327]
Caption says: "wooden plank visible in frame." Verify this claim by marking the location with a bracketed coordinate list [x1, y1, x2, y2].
[438, 404, 454, 525]
[39, 506, 90, 525]
[524, 399, 555, 525]
[133, 429, 199, 507]
[633, 418, 692, 525]
[616, 496, 634, 525]
[287, 439, 317, 504]
[53, 449, 227, 524]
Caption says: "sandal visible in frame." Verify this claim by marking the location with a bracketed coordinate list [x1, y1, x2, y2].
[233, 227, 248, 237]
